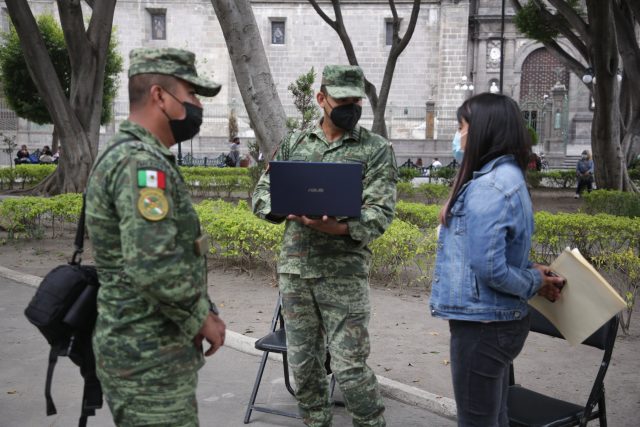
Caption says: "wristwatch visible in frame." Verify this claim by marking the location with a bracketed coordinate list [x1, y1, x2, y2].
[209, 300, 220, 316]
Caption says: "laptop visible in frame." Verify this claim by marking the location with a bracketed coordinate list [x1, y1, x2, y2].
[269, 161, 363, 218]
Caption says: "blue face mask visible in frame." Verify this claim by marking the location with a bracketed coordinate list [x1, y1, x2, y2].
[452, 131, 465, 163]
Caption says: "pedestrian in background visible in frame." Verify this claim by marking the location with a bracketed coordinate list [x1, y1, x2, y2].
[430, 93, 565, 427]
[575, 149, 594, 198]
[85, 48, 226, 426]
[253, 65, 397, 427]
[227, 136, 241, 167]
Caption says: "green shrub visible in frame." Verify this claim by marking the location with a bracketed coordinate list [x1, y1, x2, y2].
[0, 167, 16, 190]
[542, 170, 576, 189]
[395, 201, 441, 230]
[12, 164, 56, 188]
[526, 170, 543, 188]
[398, 166, 420, 182]
[582, 190, 640, 218]
[430, 166, 457, 186]
[0, 193, 81, 238]
[398, 183, 449, 204]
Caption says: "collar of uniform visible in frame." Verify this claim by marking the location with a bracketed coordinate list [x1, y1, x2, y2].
[119, 120, 176, 160]
[312, 120, 362, 146]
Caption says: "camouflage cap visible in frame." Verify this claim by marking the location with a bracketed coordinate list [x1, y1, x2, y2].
[321, 65, 365, 98]
[128, 48, 221, 97]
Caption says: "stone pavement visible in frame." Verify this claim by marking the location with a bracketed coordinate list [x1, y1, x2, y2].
[0, 275, 454, 427]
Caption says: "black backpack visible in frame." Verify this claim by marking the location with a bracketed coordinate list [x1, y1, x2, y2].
[24, 139, 132, 427]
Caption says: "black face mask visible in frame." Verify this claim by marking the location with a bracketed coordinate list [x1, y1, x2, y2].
[326, 100, 362, 131]
[161, 89, 203, 143]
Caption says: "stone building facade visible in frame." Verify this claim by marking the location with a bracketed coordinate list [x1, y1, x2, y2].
[0, 0, 593, 166]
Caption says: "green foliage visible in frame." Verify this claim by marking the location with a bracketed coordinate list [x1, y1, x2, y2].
[228, 109, 239, 140]
[0, 193, 82, 238]
[398, 167, 420, 182]
[370, 218, 437, 284]
[514, 0, 581, 44]
[286, 67, 321, 132]
[526, 170, 543, 188]
[430, 166, 457, 186]
[395, 201, 441, 230]
[526, 170, 577, 189]
[514, 1, 559, 43]
[397, 183, 449, 205]
[0, 14, 123, 125]
[582, 190, 640, 218]
[526, 124, 539, 146]
[1, 132, 17, 167]
[0, 164, 57, 189]
[179, 167, 252, 198]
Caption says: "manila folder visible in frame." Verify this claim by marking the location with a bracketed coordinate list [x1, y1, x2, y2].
[529, 248, 626, 345]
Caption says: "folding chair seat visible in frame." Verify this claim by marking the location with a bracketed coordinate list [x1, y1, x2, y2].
[244, 293, 338, 424]
[508, 307, 620, 427]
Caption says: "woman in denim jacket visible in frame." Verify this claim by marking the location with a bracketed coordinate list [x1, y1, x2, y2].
[430, 94, 565, 427]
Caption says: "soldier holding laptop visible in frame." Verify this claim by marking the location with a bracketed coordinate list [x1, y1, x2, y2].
[252, 65, 397, 427]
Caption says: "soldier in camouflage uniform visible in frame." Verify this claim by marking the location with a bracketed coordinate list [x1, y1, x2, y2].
[252, 65, 398, 427]
[85, 48, 226, 426]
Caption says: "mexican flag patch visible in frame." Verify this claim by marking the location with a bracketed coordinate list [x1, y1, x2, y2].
[138, 169, 166, 189]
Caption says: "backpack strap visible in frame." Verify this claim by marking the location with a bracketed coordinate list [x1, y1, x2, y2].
[45, 347, 60, 416]
[78, 334, 102, 427]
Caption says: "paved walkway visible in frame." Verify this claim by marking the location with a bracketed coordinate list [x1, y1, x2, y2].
[0, 275, 454, 426]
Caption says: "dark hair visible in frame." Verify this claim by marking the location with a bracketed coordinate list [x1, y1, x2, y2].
[443, 93, 531, 224]
[128, 74, 178, 106]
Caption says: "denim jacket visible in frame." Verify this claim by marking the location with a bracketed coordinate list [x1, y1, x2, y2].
[430, 155, 543, 321]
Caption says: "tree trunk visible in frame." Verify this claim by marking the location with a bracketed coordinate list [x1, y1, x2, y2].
[210, 0, 287, 157]
[587, 0, 631, 191]
[4, 0, 116, 195]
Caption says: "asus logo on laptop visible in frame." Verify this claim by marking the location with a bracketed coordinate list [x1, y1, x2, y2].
[307, 188, 325, 193]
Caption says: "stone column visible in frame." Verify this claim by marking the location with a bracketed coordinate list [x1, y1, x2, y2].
[425, 101, 435, 140]
[546, 81, 567, 157]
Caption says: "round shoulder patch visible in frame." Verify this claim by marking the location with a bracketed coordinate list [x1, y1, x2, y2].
[137, 188, 169, 221]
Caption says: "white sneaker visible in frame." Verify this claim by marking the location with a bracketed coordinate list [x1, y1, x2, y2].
[574, 194, 580, 199]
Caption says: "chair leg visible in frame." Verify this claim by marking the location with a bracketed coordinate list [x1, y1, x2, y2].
[244, 350, 271, 424]
[282, 351, 296, 396]
[598, 391, 607, 427]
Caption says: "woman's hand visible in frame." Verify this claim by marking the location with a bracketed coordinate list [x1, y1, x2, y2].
[532, 263, 566, 302]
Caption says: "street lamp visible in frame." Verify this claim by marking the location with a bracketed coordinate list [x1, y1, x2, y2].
[455, 75, 474, 92]
[581, 67, 622, 85]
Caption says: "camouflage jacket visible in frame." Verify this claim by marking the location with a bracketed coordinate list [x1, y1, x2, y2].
[252, 123, 398, 278]
[85, 120, 210, 379]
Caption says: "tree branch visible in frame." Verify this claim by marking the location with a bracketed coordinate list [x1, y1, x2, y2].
[546, 0, 590, 44]
[57, 0, 89, 72]
[390, 0, 420, 56]
[307, 0, 337, 31]
[529, 0, 589, 61]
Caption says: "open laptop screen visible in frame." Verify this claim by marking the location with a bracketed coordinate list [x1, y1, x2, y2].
[269, 161, 363, 218]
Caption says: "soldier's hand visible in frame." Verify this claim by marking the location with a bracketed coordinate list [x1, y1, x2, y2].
[287, 214, 349, 235]
[195, 313, 226, 356]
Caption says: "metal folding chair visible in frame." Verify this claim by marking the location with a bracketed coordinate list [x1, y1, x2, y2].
[244, 293, 338, 424]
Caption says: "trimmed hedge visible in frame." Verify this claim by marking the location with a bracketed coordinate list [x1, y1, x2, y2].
[2, 195, 638, 332]
[0, 164, 57, 190]
[397, 183, 450, 205]
[582, 190, 640, 218]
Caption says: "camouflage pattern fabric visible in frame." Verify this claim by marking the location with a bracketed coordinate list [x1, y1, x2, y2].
[321, 65, 366, 98]
[85, 120, 212, 425]
[252, 123, 398, 278]
[128, 47, 221, 97]
[252, 113, 397, 426]
[279, 273, 385, 427]
[101, 372, 198, 427]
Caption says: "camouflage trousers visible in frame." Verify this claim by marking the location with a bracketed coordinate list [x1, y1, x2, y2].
[98, 369, 199, 426]
[279, 273, 386, 427]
